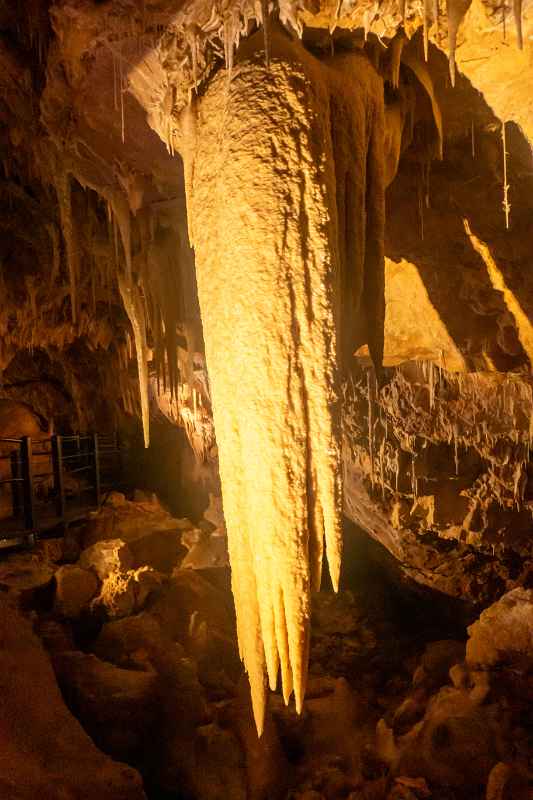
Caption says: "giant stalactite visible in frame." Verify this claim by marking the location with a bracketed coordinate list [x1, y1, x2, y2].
[183, 28, 385, 734]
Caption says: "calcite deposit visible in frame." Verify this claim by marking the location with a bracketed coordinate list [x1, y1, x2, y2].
[0, 0, 532, 785]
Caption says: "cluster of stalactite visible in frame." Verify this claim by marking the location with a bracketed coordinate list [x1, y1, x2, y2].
[32, 19, 444, 732]
[343, 361, 533, 546]
[32, 20, 446, 459]
[38, 158, 206, 450]
[145, 0, 525, 116]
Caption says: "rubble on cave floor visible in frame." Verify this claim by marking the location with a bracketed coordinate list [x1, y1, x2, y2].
[0, 494, 531, 800]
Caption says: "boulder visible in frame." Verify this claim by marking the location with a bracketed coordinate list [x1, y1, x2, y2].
[0, 595, 146, 799]
[54, 564, 98, 618]
[148, 568, 234, 642]
[34, 537, 64, 563]
[92, 612, 209, 797]
[0, 552, 54, 604]
[412, 640, 466, 690]
[485, 762, 531, 800]
[94, 611, 186, 672]
[82, 494, 182, 548]
[181, 529, 229, 569]
[79, 538, 133, 580]
[188, 609, 241, 693]
[107, 491, 129, 507]
[297, 678, 362, 783]
[37, 618, 76, 654]
[53, 650, 158, 761]
[220, 679, 289, 800]
[92, 566, 163, 619]
[129, 529, 186, 573]
[193, 724, 247, 800]
[466, 588, 533, 669]
[394, 686, 502, 788]
[143, 655, 208, 796]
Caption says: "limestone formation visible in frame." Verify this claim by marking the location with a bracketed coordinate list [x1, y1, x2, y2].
[0, 596, 146, 799]
[1, 0, 533, 761]
[54, 564, 99, 618]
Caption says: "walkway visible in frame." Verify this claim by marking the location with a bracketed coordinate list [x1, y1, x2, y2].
[0, 433, 123, 549]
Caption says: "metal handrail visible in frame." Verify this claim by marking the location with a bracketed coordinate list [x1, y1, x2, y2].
[0, 432, 123, 545]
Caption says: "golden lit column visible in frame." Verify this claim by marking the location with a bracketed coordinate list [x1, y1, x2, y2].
[183, 30, 343, 734]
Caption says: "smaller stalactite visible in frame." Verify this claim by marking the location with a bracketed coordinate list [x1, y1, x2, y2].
[513, 0, 524, 48]
[55, 171, 78, 324]
[118, 273, 150, 449]
[446, 0, 473, 87]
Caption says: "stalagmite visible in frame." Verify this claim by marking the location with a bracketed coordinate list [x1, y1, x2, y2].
[182, 28, 385, 734]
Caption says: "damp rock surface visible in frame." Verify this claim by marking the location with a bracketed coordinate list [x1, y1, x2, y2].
[0, 595, 146, 800]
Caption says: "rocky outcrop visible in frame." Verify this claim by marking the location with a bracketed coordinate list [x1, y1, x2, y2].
[92, 565, 163, 619]
[79, 538, 134, 580]
[53, 651, 159, 761]
[0, 551, 55, 606]
[374, 589, 533, 796]
[342, 362, 533, 605]
[54, 564, 99, 618]
[0, 595, 146, 800]
[466, 587, 533, 668]
[81, 492, 182, 549]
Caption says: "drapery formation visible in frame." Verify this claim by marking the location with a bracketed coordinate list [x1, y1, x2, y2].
[183, 28, 385, 734]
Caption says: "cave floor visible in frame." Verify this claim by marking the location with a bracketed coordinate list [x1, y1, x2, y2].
[0, 501, 530, 800]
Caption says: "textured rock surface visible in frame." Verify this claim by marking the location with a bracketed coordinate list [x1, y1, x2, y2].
[1, 0, 533, 759]
[53, 650, 159, 761]
[466, 587, 533, 668]
[0, 595, 146, 800]
[193, 724, 248, 800]
[94, 611, 187, 670]
[185, 24, 389, 730]
[92, 565, 163, 619]
[81, 493, 181, 549]
[54, 564, 99, 618]
[0, 552, 55, 604]
[79, 538, 134, 580]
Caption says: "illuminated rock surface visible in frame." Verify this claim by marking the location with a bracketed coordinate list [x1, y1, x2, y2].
[0, 0, 533, 794]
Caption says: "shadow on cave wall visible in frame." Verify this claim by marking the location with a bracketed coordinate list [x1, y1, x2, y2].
[385, 42, 533, 372]
[341, 517, 476, 631]
[1, 343, 127, 434]
[124, 416, 217, 521]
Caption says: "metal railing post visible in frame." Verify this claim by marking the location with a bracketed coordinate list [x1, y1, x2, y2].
[116, 430, 124, 485]
[10, 449, 21, 518]
[92, 433, 101, 507]
[52, 434, 65, 519]
[20, 436, 35, 531]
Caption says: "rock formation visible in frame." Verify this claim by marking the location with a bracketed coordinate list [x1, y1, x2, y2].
[1, 0, 532, 757]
